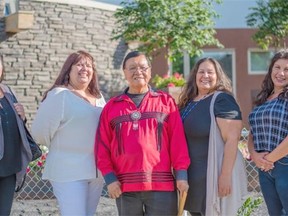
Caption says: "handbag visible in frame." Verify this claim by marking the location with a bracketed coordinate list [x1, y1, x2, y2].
[6, 86, 42, 161]
[25, 124, 42, 161]
[14, 126, 42, 192]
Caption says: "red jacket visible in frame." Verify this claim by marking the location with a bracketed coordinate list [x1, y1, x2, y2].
[95, 89, 190, 192]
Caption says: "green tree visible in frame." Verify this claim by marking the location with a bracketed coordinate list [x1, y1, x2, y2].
[246, 0, 288, 50]
[112, 0, 222, 61]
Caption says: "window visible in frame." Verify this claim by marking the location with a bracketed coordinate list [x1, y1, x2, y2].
[4, 0, 19, 16]
[5, 4, 11, 16]
[172, 55, 184, 74]
[191, 51, 233, 82]
[173, 50, 236, 93]
[248, 49, 274, 75]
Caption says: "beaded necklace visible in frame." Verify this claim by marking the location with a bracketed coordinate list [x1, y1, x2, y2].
[181, 95, 208, 122]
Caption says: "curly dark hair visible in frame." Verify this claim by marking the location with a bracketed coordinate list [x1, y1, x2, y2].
[178, 57, 232, 109]
[42, 50, 101, 101]
[254, 49, 288, 106]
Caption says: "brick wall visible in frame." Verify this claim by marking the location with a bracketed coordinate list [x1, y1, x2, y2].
[0, 0, 128, 124]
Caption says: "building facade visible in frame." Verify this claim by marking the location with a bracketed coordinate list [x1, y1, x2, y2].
[0, 0, 284, 127]
[0, 0, 129, 124]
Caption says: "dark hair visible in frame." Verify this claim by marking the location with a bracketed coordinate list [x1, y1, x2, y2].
[42, 50, 101, 101]
[178, 57, 232, 109]
[122, 51, 151, 70]
[254, 49, 288, 106]
[0, 55, 5, 83]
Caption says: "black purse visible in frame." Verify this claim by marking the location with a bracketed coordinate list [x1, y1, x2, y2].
[7, 86, 42, 161]
[24, 124, 42, 161]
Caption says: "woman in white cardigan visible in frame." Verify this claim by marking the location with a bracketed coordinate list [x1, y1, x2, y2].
[32, 50, 106, 216]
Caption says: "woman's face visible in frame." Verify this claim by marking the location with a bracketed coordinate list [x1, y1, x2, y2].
[69, 57, 94, 88]
[271, 59, 288, 92]
[196, 60, 217, 94]
[123, 55, 151, 91]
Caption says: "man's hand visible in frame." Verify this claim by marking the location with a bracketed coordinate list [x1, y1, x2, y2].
[176, 180, 189, 193]
[107, 181, 122, 199]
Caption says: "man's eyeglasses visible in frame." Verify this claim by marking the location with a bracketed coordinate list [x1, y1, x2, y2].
[126, 66, 150, 73]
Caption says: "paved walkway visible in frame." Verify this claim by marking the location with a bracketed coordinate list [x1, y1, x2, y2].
[11, 193, 268, 216]
[11, 197, 117, 216]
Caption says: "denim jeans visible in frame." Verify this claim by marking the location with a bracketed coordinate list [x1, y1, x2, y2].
[116, 191, 178, 216]
[259, 156, 288, 216]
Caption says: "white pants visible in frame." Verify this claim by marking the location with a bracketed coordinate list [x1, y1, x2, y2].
[51, 178, 104, 216]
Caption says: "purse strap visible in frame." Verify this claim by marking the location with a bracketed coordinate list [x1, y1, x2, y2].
[6, 86, 18, 103]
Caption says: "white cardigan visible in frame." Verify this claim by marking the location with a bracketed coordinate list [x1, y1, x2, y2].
[31, 87, 106, 182]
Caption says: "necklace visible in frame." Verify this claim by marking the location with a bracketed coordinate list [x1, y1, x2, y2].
[181, 95, 208, 121]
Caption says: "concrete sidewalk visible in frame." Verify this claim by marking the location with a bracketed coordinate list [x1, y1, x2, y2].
[11, 192, 268, 216]
[11, 196, 117, 216]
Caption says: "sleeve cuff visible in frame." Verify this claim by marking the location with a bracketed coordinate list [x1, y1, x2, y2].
[103, 172, 118, 185]
[175, 170, 188, 181]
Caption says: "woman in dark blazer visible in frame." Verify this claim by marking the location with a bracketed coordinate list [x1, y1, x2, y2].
[0, 55, 32, 215]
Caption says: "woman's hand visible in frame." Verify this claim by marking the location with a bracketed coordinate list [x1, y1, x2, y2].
[107, 181, 122, 199]
[250, 151, 274, 171]
[262, 136, 288, 165]
[218, 174, 232, 197]
[13, 103, 25, 120]
[216, 118, 242, 196]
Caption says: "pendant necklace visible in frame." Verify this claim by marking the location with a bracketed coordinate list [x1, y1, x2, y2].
[130, 111, 141, 130]
[181, 94, 208, 122]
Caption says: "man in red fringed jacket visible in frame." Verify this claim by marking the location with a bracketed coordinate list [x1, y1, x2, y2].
[95, 51, 190, 216]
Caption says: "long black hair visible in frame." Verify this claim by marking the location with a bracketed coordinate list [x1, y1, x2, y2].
[42, 50, 101, 101]
[254, 49, 288, 106]
[178, 57, 232, 109]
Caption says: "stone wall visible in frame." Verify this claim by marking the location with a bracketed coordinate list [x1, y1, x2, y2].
[0, 0, 128, 124]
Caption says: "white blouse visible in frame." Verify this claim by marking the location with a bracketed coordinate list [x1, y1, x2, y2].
[31, 87, 106, 182]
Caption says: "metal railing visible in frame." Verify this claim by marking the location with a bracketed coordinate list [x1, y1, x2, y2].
[15, 128, 259, 199]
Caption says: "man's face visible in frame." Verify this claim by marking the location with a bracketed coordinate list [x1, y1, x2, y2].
[123, 55, 151, 92]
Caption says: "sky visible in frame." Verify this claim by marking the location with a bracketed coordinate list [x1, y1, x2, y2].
[93, 0, 260, 28]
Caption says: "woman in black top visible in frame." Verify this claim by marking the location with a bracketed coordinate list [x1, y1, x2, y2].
[0, 55, 31, 215]
[178, 57, 247, 215]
